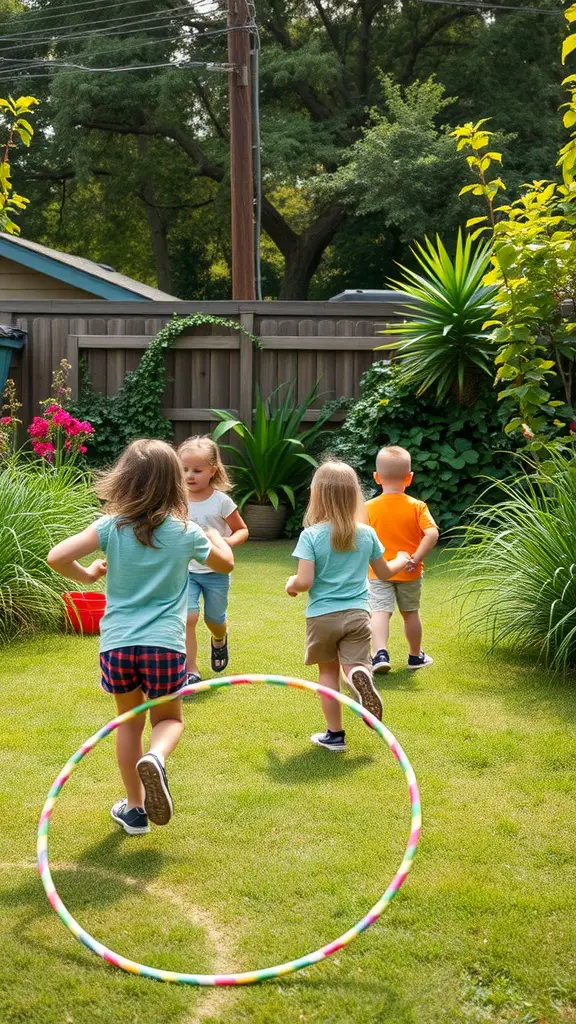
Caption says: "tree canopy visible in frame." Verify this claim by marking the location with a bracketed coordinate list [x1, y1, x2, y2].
[0, 0, 565, 298]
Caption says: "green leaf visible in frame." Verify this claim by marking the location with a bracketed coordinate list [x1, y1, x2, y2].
[562, 33, 576, 64]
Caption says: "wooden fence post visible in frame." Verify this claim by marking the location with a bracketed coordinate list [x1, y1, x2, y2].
[239, 312, 254, 426]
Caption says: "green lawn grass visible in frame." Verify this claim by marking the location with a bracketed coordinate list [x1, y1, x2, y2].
[1, 542, 575, 1024]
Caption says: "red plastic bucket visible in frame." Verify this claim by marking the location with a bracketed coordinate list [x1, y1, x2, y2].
[63, 592, 106, 634]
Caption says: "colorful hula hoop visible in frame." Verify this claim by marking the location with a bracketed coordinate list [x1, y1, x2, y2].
[37, 674, 421, 986]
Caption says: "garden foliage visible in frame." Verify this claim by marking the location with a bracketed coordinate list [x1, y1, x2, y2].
[212, 382, 329, 510]
[378, 231, 497, 406]
[308, 362, 516, 533]
[0, 93, 37, 234]
[455, 447, 576, 671]
[0, 460, 99, 644]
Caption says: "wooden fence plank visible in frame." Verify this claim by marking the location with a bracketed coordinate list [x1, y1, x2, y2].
[76, 335, 241, 350]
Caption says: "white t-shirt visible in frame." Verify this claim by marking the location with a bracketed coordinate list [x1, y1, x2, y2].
[188, 490, 237, 574]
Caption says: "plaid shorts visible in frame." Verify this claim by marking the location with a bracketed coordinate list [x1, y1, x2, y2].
[100, 646, 187, 699]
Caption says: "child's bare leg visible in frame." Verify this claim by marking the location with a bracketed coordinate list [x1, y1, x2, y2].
[149, 697, 184, 761]
[206, 619, 227, 645]
[318, 661, 343, 732]
[114, 690, 146, 808]
[186, 612, 200, 675]
[401, 610, 422, 656]
[371, 611, 392, 652]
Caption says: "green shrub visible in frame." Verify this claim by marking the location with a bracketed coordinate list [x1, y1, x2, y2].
[306, 361, 517, 533]
[454, 448, 576, 671]
[0, 460, 99, 643]
[378, 232, 497, 406]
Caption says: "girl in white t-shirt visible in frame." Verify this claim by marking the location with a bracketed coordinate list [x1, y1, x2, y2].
[178, 436, 248, 682]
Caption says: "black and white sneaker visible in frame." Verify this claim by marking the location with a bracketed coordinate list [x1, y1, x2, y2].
[348, 666, 383, 721]
[136, 753, 173, 825]
[182, 671, 201, 702]
[372, 648, 391, 674]
[408, 651, 434, 671]
[310, 730, 347, 752]
[110, 799, 149, 836]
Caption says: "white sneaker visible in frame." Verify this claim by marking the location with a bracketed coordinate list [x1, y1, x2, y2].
[348, 666, 383, 721]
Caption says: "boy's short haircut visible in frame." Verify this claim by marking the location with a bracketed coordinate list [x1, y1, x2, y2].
[376, 446, 411, 481]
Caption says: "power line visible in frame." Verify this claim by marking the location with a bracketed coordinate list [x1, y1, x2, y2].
[0, 32, 188, 76]
[0, 59, 231, 82]
[411, 0, 563, 14]
[0, 0, 224, 36]
[0, 4, 226, 51]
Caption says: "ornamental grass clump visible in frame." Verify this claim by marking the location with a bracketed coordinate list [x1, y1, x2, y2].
[455, 448, 576, 672]
[0, 461, 99, 643]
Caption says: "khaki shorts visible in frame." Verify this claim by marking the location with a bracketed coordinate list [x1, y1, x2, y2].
[305, 609, 371, 667]
[370, 579, 422, 614]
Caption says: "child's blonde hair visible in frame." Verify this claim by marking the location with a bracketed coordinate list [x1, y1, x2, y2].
[304, 460, 365, 553]
[177, 435, 232, 492]
[95, 439, 188, 548]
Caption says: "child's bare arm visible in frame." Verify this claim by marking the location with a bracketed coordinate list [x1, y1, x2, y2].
[225, 509, 249, 548]
[370, 551, 411, 582]
[47, 526, 106, 584]
[286, 559, 315, 597]
[409, 527, 439, 568]
[204, 528, 234, 574]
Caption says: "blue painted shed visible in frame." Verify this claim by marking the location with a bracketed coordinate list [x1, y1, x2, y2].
[0, 232, 178, 302]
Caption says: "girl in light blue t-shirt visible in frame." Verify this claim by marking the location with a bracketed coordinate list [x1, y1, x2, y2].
[286, 461, 410, 752]
[47, 439, 234, 836]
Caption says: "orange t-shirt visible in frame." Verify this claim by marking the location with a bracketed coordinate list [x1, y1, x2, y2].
[366, 492, 437, 582]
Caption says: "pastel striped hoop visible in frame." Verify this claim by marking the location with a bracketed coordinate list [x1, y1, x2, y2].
[38, 674, 421, 986]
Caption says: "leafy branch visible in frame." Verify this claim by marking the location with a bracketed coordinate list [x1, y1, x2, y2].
[0, 94, 39, 235]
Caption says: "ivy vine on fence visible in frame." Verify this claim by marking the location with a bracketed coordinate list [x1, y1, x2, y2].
[72, 314, 258, 466]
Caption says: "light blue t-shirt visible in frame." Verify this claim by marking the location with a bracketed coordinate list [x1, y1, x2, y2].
[292, 523, 384, 618]
[95, 514, 211, 654]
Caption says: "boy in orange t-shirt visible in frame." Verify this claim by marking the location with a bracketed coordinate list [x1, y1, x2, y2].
[366, 446, 439, 673]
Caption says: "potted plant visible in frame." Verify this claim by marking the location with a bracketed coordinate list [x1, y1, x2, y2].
[212, 382, 330, 540]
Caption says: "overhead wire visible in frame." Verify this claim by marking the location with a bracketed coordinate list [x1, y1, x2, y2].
[411, 0, 562, 14]
[0, 0, 224, 37]
[0, 60, 231, 81]
[0, 4, 227, 52]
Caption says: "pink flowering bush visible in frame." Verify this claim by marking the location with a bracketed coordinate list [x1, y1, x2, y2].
[27, 406, 93, 464]
[1, 360, 94, 466]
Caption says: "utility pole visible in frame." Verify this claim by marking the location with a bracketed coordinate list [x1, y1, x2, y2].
[227, 0, 256, 300]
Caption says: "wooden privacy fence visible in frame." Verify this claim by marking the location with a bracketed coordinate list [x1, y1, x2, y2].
[0, 300, 405, 440]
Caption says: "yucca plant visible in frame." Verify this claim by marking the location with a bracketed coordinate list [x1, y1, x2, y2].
[0, 459, 99, 643]
[454, 448, 576, 672]
[212, 382, 329, 509]
[378, 231, 497, 406]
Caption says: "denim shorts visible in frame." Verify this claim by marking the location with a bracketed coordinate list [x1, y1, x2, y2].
[187, 571, 231, 624]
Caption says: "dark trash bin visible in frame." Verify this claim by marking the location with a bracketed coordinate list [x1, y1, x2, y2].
[0, 325, 27, 396]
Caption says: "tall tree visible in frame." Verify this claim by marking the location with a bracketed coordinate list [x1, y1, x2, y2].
[0, 0, 565, 297]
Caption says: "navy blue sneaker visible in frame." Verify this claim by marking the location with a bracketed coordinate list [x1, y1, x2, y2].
[310, 730, 347, 752]
[110, 799, 149, 835]
[136, 753, 173, 825]
[372, 648, 391, 674]
[408, 651, 434, 671]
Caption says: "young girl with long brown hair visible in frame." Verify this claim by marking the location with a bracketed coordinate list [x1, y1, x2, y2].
[286, 461, 410, 751]
[178, 436, 248, 682]
[47, 438, 234, 835]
